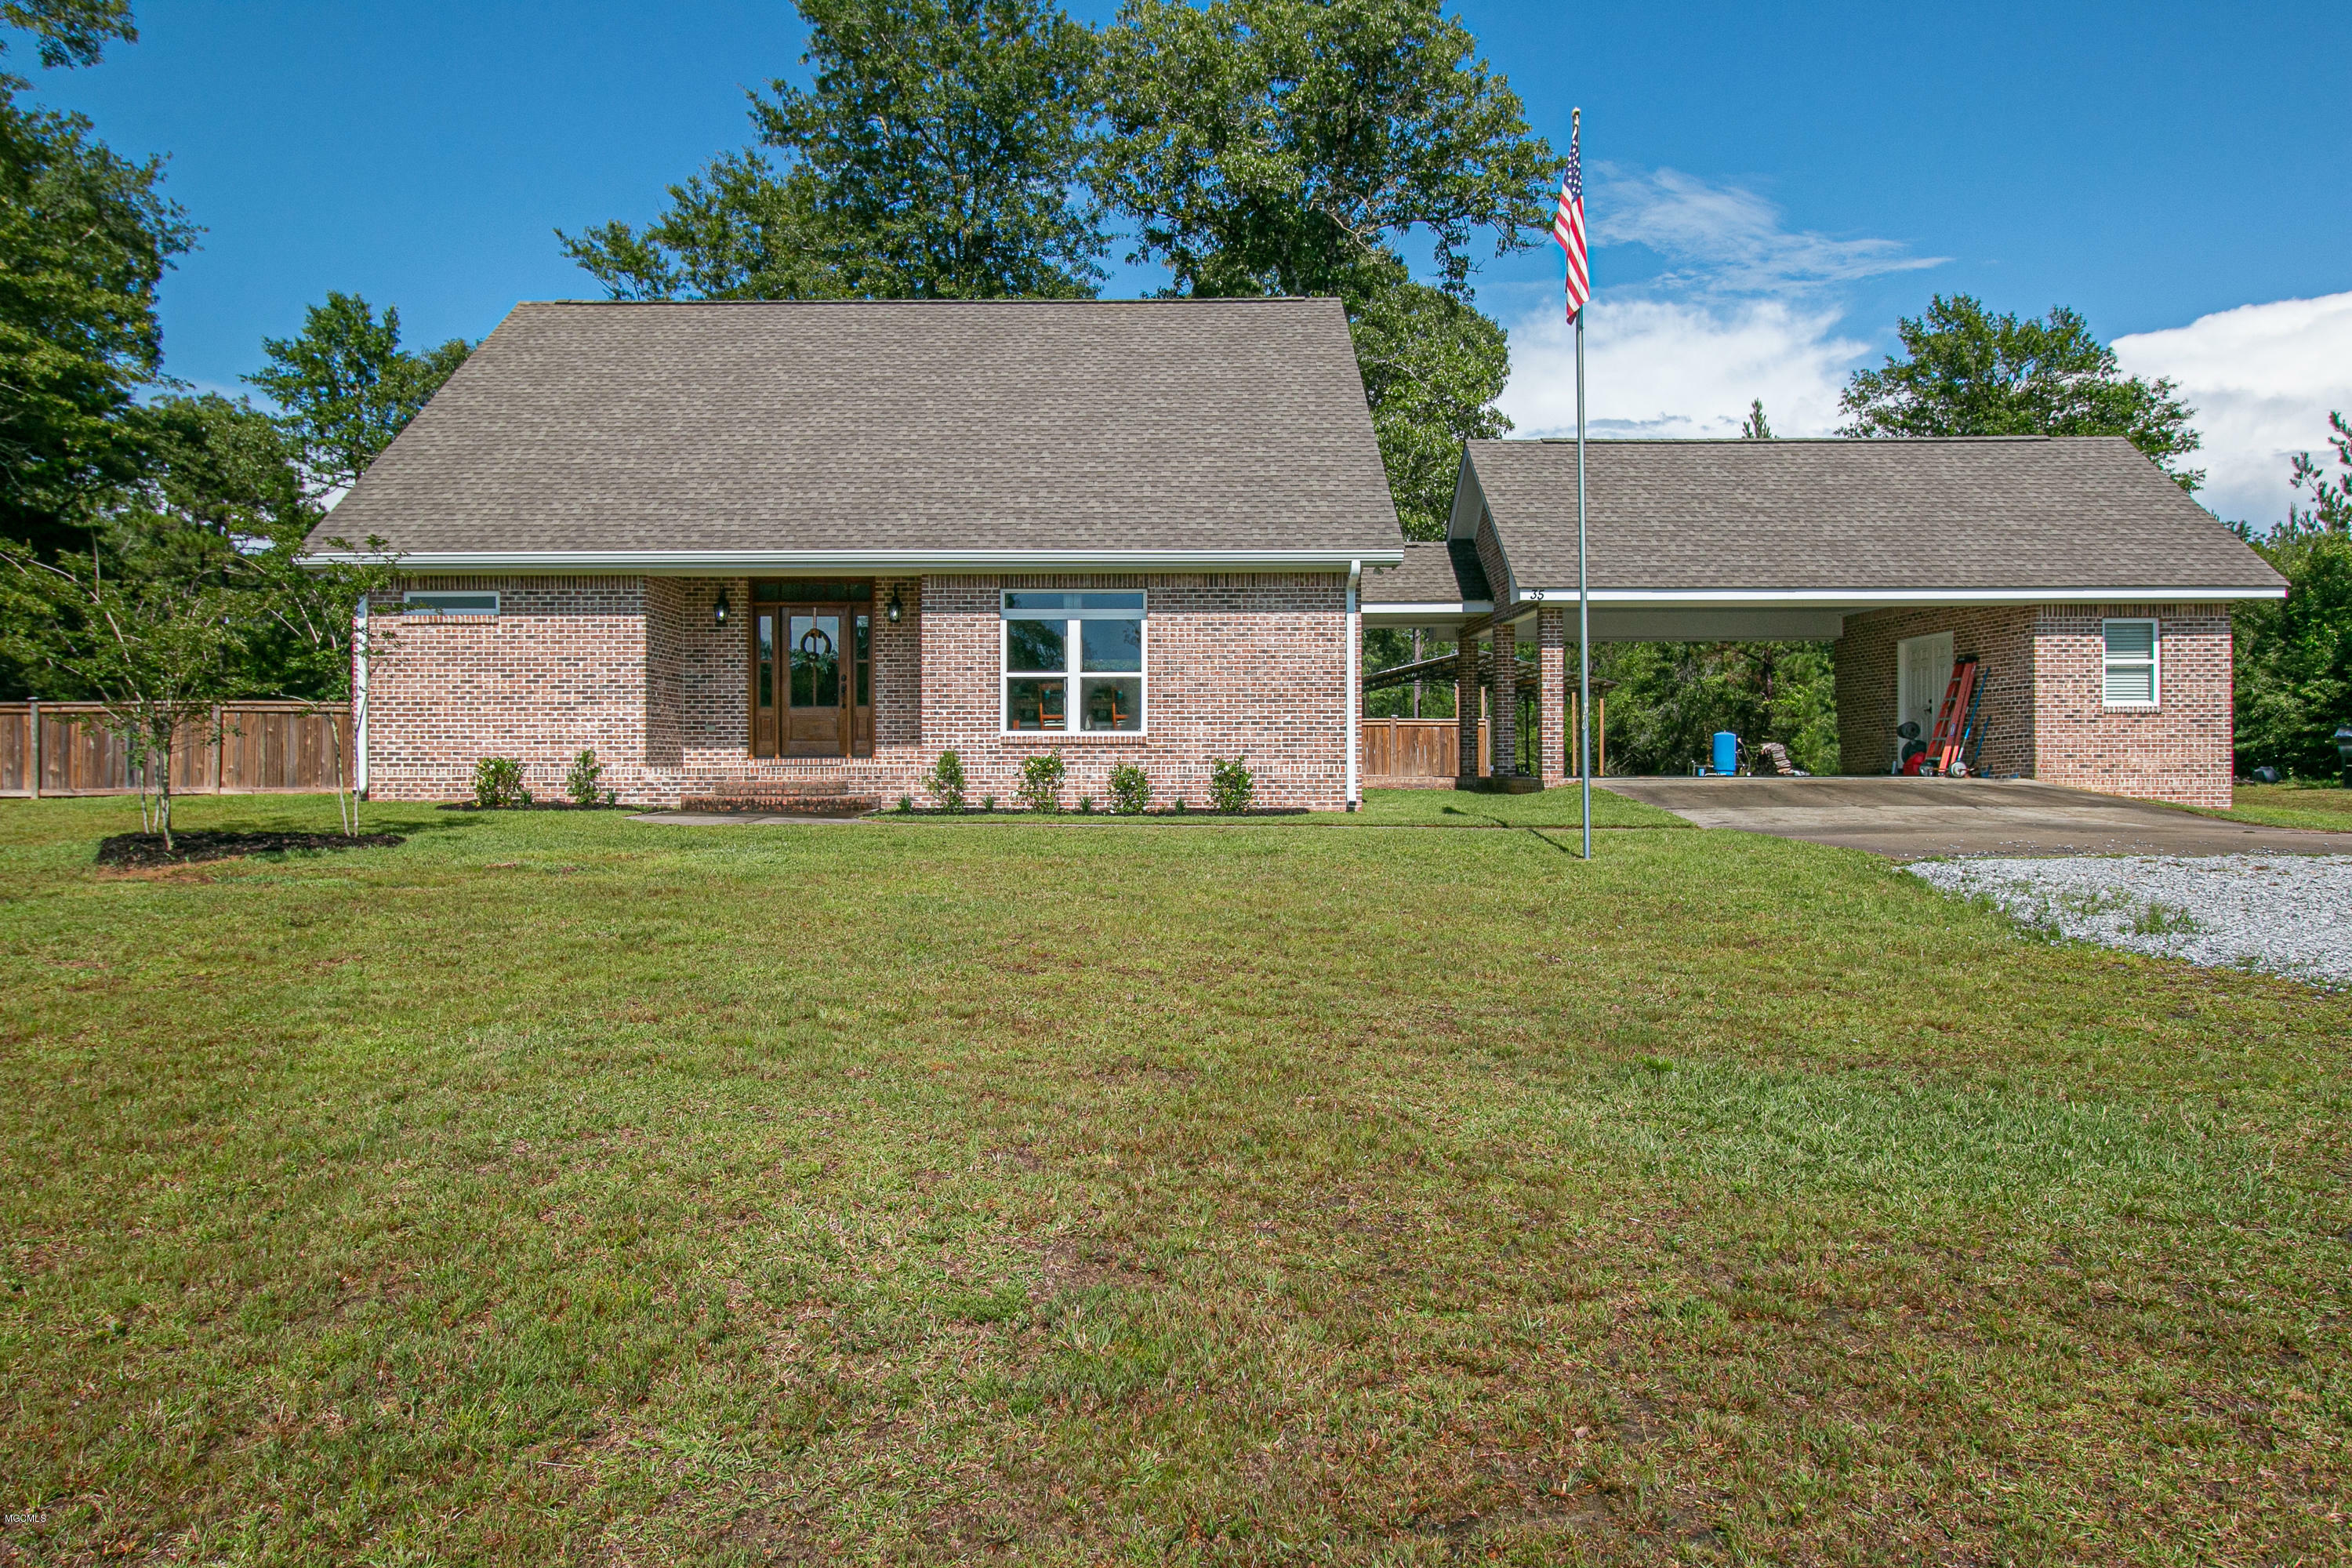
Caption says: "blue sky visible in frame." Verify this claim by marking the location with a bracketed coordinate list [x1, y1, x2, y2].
[16, 0, 2351, 523]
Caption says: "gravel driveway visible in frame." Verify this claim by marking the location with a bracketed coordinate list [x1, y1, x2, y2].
[1907, 855, 2352, 986]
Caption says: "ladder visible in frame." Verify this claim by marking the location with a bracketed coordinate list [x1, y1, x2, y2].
[1927, 658, 1980, 775]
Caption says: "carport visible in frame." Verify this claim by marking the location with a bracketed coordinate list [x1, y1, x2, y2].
[1359, 434, 2287, 808]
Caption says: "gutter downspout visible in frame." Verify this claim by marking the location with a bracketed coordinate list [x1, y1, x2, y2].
[1345, 559, 1362, 811]
[353, 598, 370, 798]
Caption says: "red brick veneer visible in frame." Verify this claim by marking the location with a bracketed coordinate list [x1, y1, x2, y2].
[1835, 603, 2232, 807]
[365, 571, 1350, 809]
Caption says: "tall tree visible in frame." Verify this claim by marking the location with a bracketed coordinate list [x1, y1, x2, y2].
[2, 0, 135, 69]
[246, 292, 470, 500]
[1838, 294, 2202, 489]
[1099, 0, 1555, 300]
[1349, 281, 1508, 538]
[562, 0, 1107, 300]
[0, 0, 191, 557]
[1101, 0, 1549, 536]
[2234, 412, 2352, 778]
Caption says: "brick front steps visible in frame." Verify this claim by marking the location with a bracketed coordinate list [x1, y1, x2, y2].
[676, 779, 882, 816]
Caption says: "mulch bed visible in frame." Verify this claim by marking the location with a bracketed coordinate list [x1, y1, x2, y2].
[96, 830, 405, 869]
[436, 801, 633, 812]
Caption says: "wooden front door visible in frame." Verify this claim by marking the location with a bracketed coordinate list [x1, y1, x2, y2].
[750, 590, 873, 759]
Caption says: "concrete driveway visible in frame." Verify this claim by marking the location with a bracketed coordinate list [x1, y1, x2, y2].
[1599, 775, 2352, 859]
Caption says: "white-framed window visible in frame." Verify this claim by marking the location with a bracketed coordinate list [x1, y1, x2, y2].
[1000, 590, 1145, 734]
[404, 590, 499, 616]
[2102, 618, 2158, 707]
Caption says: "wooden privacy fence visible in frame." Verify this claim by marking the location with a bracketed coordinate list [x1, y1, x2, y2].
[1359, 699, 1608, 785]
[1360, 717, 1484, 782]
[0, 702, 353, 797]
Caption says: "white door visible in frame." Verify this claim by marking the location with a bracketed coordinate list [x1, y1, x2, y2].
[1896, 632, 1954, 752]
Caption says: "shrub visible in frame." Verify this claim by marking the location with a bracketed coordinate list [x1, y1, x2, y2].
[1017, 750, 1065, 813]
[981, 794, 996, 813]
[1076, 795, 1094, 815]
[924, 749, 967, 812]
[896, 794, 914, 814]
[1107, 763, 1151, 815]
[471, 757, 530, 808]
[1172, 797, 1189, 815]
[564, 748, 604, 805]
[1208, 755, 1254, 814]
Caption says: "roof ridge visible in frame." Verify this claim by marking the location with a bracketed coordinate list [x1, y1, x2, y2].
[1483, 435, 2068, 446]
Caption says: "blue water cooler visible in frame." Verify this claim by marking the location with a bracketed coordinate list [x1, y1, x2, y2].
[1711, 731, 1738, 775]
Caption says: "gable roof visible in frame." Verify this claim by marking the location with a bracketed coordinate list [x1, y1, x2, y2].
[1360, 540, 1491, 607]
[1458, 437, 2285, 604]
[307, 299, 1403, 569]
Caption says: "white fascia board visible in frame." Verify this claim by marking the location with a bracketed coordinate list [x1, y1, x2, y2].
[296, 547, 1405, 574]
[1509, 584, 2286, 607]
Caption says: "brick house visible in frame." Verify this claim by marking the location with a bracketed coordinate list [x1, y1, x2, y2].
[304, 299, 1404, 811]
[1363, 437, 2285, 807]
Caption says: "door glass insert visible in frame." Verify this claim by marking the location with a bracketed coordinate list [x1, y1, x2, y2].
[791, 615, 841, 708]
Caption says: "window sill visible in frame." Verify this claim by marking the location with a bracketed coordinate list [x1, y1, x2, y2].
[998, 731, 1151, 741]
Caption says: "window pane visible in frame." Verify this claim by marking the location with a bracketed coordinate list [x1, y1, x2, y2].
[2104, 666, 2155, 704]
[757, 612, 775, 708]
[790, 614, 841, 707]
[1006, 619, 1067, 672]
[1004, 590, 1145, 613]
[2103, 622, 2155, 660]
[405, 591, 497, 615]
[1080, 677, 1142, 731]
[1080, 618, 1142, 673]
[1006, 678, 1066, 730]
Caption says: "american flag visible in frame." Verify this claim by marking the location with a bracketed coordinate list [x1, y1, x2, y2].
[1553, 118, 1589, 321]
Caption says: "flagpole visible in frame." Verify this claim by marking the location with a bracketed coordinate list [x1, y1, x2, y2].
[1574, 107, 1592, 862]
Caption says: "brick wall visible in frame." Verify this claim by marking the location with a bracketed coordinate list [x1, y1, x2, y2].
[1835, 601, 2233, 807]
[365, 576, 655, 801]
[366, 571, 1350, 808]
[2032, 604, 2232, 807]
[916, 573, 1349, 810]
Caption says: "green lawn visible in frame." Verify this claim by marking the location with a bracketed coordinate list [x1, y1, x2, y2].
[2, 793, 2347, 1565]
[2183, 780, 2352, 833]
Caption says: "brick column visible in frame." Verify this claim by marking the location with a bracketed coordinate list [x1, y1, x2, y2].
[1455, 631, 1482, 783]
[1537, 608, 1568, 788]
[1490, 621, 1518, 777]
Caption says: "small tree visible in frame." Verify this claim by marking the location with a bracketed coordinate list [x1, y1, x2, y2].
[0, 544, 245, 848]
[241, 525, 401, 835]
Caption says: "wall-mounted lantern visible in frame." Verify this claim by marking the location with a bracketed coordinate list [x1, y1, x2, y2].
[713, 588, 731, 627]
[885, 587, 905, 625]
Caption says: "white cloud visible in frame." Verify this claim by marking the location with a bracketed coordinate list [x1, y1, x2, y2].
[1498, 295, 1865, 439]
[2113, 292, 2352, 529]
[1592, 168, 1947, 293]
[1498, 169, 1913, 440]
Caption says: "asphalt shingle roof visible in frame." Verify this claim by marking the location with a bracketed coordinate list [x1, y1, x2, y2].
[311, 299, 1403, 559]
[1360, 541, 1491, 604]
[1465, 437, 2285, 594]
